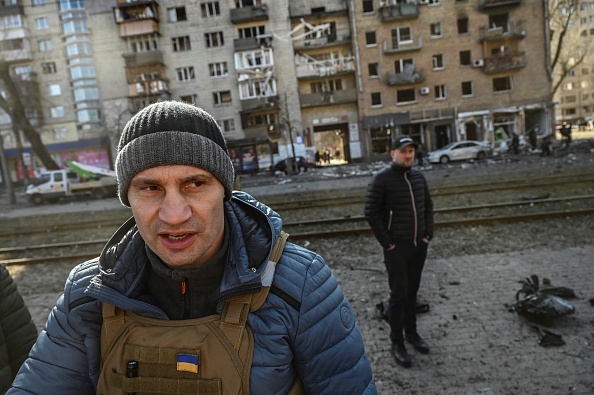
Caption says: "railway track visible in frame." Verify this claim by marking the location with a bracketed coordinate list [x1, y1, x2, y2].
[2, 201, 593, 266]
[2, 172, 592, 239]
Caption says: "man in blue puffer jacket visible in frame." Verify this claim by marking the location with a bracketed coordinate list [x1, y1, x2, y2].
[8, 101, 376, 394]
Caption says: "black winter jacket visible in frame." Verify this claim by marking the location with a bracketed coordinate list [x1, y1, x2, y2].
[0, 264, 37, 394]
[365, 162, 434, 248]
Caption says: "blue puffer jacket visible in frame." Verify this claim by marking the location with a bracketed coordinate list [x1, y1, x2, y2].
[9, 192, 377, 395]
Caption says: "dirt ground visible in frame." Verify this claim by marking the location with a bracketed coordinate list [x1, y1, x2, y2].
[3, 138, 594, 394]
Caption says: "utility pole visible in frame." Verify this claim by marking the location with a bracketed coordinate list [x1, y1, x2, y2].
[283, 93, 297, 174]
[0, 134, 15, 204]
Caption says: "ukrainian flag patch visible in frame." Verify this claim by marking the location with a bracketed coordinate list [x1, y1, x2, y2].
[176, 353, 199, 373]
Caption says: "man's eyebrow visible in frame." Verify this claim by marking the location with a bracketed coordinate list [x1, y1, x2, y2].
[130, 177, 160, 187]
[180, 173, 213, 183]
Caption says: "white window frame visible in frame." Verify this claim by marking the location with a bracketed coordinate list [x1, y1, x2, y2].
[201, 2, 221, 17]
[234, 48, 273, 70]
[430, 22, 442, 38]
[435, 85, 447, 100]
[176, 66, 196, 82]
[172, 36, 191, 52]
[209, 62, 228, 78]
[219, 118, 235, 132]
[432, 54, 444, 70]
[35, 17, 49, 30]
[238, 79, 277, 100]
[205, 32, 224, 48]
[48, 84, 61, 96]
[213, 90, 232, 105]
[168, 7, 187, 22]
[38, 39, 53, 52]
[50, 106, 65, 118]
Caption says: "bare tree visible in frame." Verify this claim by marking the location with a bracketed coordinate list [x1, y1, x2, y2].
[549, 0, 592, 96]
[0, 61, 58, 170]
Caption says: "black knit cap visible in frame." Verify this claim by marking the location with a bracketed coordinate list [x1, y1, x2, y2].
[115, 101, 235, 206]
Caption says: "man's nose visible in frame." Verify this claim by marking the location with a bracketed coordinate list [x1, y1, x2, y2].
[159, 191, 192, 225]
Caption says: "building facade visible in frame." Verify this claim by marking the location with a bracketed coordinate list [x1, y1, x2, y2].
[552, 0, 594, 126]
[0, 0, 555, 184]
[354, 0, 554, 161]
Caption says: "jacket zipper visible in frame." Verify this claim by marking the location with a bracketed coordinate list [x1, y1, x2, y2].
[181, 280, 189, 319]
[405, 172, 418, 246]
[388, 209, 393, 231]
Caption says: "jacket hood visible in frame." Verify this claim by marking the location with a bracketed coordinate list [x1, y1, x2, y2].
[95, 191, 283, 298]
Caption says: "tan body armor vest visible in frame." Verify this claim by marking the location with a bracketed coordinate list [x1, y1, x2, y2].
[97, 231, 304, 395]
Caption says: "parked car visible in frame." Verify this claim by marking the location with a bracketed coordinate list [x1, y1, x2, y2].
[427, 141, 492, 164]
[273, 156, 316, 174]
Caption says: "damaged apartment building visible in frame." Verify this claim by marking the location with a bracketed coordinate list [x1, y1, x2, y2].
[0, 0, 554, 183]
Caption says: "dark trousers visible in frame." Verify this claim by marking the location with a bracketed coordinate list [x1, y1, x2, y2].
[383, 243, 428, 344]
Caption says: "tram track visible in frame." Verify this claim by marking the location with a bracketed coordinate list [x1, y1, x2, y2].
[2, 204, 593, 266]
[2, 172, 592, 239]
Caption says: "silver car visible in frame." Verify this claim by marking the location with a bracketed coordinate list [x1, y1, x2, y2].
[427, 140, 492, 164]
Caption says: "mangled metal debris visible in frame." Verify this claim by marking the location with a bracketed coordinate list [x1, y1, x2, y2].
[513, 274, 575, 325]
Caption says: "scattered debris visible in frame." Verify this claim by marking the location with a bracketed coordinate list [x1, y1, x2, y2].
[530, 325, 566, 347]
[513, 274, 575, 325]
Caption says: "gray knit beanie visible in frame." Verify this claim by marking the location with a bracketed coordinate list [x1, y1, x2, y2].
[115, 101, 235, 206]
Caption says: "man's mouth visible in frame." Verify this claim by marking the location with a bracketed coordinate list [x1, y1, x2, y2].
[167, 234, 189, 240]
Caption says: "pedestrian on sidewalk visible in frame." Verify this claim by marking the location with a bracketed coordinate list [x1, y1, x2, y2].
[364, 135, 434, 368]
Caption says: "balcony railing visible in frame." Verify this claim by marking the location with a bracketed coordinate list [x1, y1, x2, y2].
[234, 35, 272, 52]
[479, 0, 521, 11]
[128, 79, 169, 97]
[293, 29, 352, 50]
[295, 59, 355, 79]
[118, 18, 159, 37]
[299, 88, 357, 107]
[386, 68, 425, 86]
[483, 51, 527, 74]
[1, 48, 31, 63]
[479, 19, 526, 41]
[383, 36, 422, 54]
[230, 4, 268, 24]
[123, 50, 163, 68]
[379, 3, 419, 22]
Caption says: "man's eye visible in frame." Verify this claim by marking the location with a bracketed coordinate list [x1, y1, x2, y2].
[190, 181, 204, 188]
[144, 185, 159, 191]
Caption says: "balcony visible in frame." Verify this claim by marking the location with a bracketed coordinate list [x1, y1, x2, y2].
[128, 79, 169, 98]
[1, 48, 32, 62]
[383, 36, 422, 54]
[240, 96, 279, 113]
[117, 18, 159, 37]
[295, 58, 355, 79]
[483, 51, 527, 74]
[0, 3, 24, 17]
[123, 50, 163, 68]
[479, 20, 526, 42]
[386, 67, 425, 86]
[293, 29, 352, 50]
[479, 0, 521, 11]
[379, 3, 419, 22]
[230, 4, 268, 24]
[114, 0, 160, 37]
[299, 88, 357, 108]
[234, 35, 272, 52]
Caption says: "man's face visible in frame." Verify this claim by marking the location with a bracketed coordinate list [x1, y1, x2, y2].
[391, 145, 415, 167]
[127, 165, 226, 269]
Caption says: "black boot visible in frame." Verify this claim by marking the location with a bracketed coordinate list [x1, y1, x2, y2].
[405, 332, 430, 354]
[391, 342, 411, 367]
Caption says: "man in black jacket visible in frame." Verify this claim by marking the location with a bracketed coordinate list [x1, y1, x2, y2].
[364, 135, 434, 368]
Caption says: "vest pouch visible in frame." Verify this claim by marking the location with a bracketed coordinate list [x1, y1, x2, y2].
[98, 307, 254, 395]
